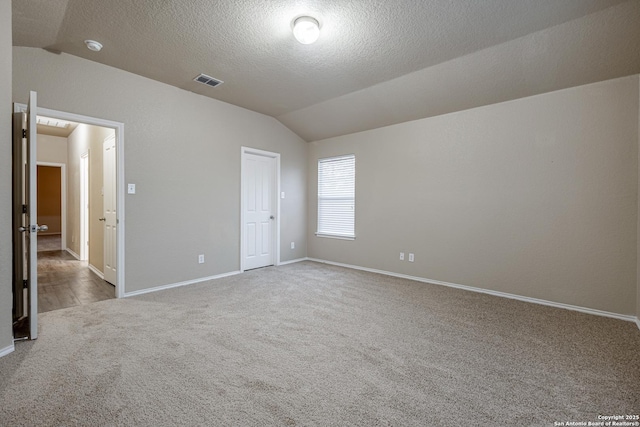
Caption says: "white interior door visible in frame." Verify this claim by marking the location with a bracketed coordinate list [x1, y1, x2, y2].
[103, 135, 117, 284]
[12, 91, 41, 339]
[243, 153, 276, 270]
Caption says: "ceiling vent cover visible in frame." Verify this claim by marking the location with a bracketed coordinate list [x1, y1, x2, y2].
[193, 73, 224, 88]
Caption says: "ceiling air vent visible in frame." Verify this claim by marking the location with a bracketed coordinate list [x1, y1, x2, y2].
[193, 73, 224, 88]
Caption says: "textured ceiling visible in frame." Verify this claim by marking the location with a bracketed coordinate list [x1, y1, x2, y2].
[12, 0, 640, 141]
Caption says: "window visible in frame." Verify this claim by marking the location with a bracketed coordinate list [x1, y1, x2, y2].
[317, 154, 355, 239]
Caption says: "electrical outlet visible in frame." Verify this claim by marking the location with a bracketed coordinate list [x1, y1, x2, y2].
[399, 252, 404, 261]
[198, 254, 205, 264]
[409, 253, 414, 262]
[291, 242, 295, 249]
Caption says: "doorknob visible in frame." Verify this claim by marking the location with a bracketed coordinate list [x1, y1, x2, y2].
[270, 215, 274, 220]
[99, 218, 106, 221]
[18, 224, 48, 232]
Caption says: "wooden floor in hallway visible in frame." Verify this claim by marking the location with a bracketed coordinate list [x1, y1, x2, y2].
[38, 238, 115, 313]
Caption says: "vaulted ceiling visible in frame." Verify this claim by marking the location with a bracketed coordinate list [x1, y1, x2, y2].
[12, 0, 640, 141]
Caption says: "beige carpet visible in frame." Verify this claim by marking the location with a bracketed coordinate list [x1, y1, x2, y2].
[1, 261, 638, 426]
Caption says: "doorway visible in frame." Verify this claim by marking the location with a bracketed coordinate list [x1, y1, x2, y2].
[35, 118, 118, 312]
[36, 162, 65, 249]
[13, 101, 125, 322]
[240, 147, 280, 271]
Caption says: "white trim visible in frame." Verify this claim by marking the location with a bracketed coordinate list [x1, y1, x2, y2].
[79, 151, 89, 261]
[123, 271, 242, 298]
[16, 103, 126, 299]
[88, 263, 104, 280]
[240, 147, 281, 271]
[315, 233, 355, 241]
[307, 258, 638, 324]
[278, 257, 310, 266]
[27, 93, 38, 340]
[66, 248, 80, 260]
[636, 318, 640, 331]
[0, 344, 15, 358]
[36, 162, 67, 248]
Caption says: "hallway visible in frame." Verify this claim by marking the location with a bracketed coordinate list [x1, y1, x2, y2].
[38, 236, 115, 313]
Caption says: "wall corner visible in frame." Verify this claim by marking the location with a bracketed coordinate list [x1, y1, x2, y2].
[637, 74, 640, 325]
[0, 0, 14, 356]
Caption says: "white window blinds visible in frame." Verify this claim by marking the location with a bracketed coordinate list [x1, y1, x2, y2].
[317, 154, 355, 239]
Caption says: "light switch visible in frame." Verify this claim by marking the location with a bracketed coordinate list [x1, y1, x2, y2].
[281, 192, 285, 199]
[128, 183, 136, 194]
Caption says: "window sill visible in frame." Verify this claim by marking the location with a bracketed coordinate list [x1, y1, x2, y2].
[315, 233, 355, 241]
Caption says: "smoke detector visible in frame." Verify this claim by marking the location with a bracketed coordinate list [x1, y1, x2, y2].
[84, 40, 103, 52]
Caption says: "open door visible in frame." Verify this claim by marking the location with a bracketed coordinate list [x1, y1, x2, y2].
[12, 91, 45, 340]
[103, 135, 117, 285]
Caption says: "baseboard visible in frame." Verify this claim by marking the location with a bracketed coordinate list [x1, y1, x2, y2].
[88, 264, 104, 279]
[123, 270, 242, 298]
[66, 248, 80, 260]
[307, 258, 637, 324]
[278, 257, 310, 266]
[636, 317, 640, 331]
[0, 344, 15, 358]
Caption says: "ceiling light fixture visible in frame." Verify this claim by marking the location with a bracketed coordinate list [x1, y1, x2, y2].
[84, 40, 103, 52]
[292, 16, 320, 44]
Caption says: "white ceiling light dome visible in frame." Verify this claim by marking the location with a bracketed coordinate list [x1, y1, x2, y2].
[84, 39, 103, 52]
[292, 16, 320, 45]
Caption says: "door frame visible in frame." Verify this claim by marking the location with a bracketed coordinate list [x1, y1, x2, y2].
[14, 103, 126, 298]
[240, 147, 280, 272]
[79, 152, 89, 261]
[36, 162, 67, 251]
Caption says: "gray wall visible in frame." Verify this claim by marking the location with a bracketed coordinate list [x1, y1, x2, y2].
[308, 75, 639, 316]
[0, 0, 12, 353]
[13, 47, 307, 293]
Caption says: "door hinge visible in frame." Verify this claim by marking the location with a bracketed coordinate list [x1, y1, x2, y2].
[22, 129, 27, 138]
[23, 280, 28, 289]
[22, 204, 28, 214]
